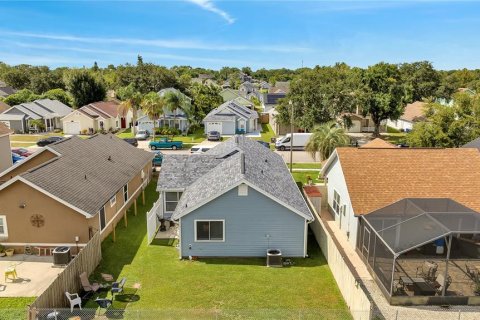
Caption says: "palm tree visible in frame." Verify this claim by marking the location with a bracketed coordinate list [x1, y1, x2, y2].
[117, 84, 142, 135]
[141, 92, 165, 142]
[306, 122, 350, 161]
[163, 90, 186, 132]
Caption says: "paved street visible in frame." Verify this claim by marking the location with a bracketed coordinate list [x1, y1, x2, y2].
[138, 140, 317, 163]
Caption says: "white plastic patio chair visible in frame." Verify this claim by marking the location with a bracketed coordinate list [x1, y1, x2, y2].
[65, 292, 82, 312]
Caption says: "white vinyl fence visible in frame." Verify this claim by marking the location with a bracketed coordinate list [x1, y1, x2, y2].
[146, 200, 161, 244]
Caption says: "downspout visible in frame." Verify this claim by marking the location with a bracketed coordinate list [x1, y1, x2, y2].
[178, 218, 182, 260]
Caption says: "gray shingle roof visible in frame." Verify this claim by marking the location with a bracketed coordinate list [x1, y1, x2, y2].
[158, 136, 313, 220]
[21, 134, 154, 217]
[204, 101, 258, 123]
[35, 99, 72, 117]
[157, 154, 223, 190]
[463, 138, 480, 149]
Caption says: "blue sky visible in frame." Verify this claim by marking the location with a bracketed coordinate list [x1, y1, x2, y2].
[0, 1, 479, 70]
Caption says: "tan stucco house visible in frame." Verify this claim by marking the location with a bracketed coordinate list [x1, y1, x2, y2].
[0, 134, 153, 251]
[0, 122, 13, 173]
[62, 100, 133, 135]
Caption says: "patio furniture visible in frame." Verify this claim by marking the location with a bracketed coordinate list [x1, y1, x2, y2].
[399, 276, 435, 295]
[65, 292, 82, 312]
[434, 274, 452, 295]
[415, 261, 438, 282]
[4, 266, 17, 282]
[79, 272, 100, 294]
[95, 297, 112, 315]
[111, 277, 126, 296]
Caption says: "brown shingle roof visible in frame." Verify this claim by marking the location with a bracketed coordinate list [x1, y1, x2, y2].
[87, 101, 121, 118]
[333, 147, 480, 215]
[0, 122, 13, 136]
[360, 138, 397, 149]
[400, 101, 427, 122]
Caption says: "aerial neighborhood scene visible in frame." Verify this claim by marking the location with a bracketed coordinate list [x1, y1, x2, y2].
[1, 1, 480, 320]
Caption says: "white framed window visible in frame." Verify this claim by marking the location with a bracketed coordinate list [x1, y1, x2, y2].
[164, 192, 182, 212]
[123, 184, 129, 203]
[333, 190, 341, 215]
[0, 215, 8, 237]
[110, 195, 116, 207]
[195, 220, 225, 242]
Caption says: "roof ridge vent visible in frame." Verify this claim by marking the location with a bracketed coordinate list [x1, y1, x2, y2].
[240, 152, 245, 174]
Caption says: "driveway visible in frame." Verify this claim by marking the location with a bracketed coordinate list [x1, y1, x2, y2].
[0, 255, 64, 297]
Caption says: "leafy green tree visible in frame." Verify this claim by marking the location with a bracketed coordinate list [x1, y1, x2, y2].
[141, 92, 165, 141]
[306, 122, 350, 161]
[41, 88, 72, 106]
[65, 70, 106, 108]
[276, 63, 360, 130]
[117, 84, 142, 135]
[360, 62, 407, 137]
[407, 93, 480, 147]
[187, 83, 223, 126]
[28, 119, 46, 131]
[3, 89, 39, 105]
[163, 90, 189, 131]
[3, 68, 30, 89]
[399, 61, 440, 102]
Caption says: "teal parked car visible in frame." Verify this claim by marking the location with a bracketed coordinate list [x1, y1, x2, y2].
[149, 137, 183, 150]
[152, 151, 164, 166]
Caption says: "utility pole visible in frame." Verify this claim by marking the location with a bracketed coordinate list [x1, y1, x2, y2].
[289, 100, 294, 173]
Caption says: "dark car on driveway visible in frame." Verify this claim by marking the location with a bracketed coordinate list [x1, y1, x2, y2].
[36, 136, 63, 147]
[207, 131, 221, 141]
[123, 138, 139, 147]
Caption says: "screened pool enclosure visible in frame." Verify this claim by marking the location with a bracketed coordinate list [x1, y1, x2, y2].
[357, 198, 480, 304]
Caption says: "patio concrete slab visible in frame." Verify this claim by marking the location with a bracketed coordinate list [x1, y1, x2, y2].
[0, 255, 64, 297]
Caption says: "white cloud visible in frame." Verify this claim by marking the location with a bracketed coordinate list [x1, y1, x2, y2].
[185, 0, 235, 24]
[0, 30, 312, 53]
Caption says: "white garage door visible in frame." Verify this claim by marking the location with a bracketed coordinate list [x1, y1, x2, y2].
[64, 121, 81, 135]
[207, 122, 223, 134]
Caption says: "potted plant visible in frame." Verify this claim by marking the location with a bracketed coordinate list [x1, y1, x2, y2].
[5, 248, 14, 257]
[0, 244, 5, 257]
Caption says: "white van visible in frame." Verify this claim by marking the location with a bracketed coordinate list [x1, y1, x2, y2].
[275, 133, 312, 151]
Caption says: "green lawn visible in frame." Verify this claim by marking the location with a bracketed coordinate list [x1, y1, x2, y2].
[0, 297, 35, 320]
[9, 132, 63, 142]
[291, 163, 322, 170]
[381, 132, 407, 145]
[10, 142, 35, 148]
[116, 128, 134, 139]
[85, 177, 350, 318]
[255, 123, 276, 143]
[292, 171, 323, 184]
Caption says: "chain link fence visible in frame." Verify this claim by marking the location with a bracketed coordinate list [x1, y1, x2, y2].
[0, 306, 475, 320]
[24, 308, 363, 320]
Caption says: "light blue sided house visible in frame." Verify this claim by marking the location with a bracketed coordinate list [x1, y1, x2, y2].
[156, 136, 314, 258]
[203, 100, 258, 135]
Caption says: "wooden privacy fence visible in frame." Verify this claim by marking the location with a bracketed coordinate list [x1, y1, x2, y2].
[29, 232, 102, 311]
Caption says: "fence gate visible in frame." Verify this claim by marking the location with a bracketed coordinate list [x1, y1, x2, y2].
[147, 200, 160, 244]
